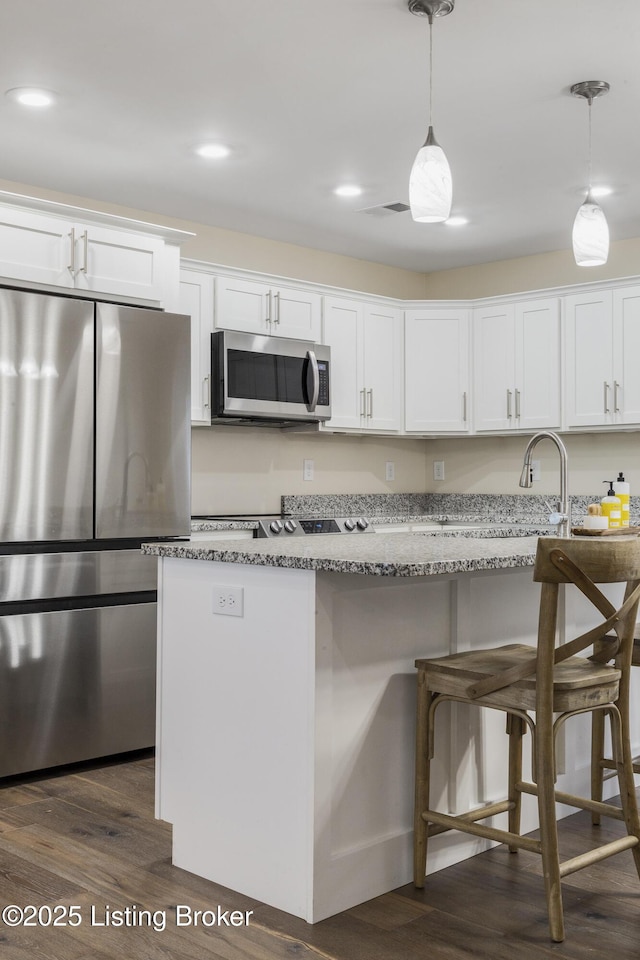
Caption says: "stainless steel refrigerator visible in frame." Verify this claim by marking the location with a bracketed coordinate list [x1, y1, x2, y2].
[0, 287, 190, 778]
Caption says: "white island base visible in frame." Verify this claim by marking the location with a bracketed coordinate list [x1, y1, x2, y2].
[154, 551, 633, 923]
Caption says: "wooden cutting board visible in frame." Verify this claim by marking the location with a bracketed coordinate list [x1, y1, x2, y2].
[571, 526, 640, 537]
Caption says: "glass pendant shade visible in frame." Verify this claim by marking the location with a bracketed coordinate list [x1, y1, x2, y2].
[572, 192, 609, 266]
[409, 126, 452, 222]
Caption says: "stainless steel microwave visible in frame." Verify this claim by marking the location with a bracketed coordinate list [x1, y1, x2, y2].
[210, 330, 331, 425]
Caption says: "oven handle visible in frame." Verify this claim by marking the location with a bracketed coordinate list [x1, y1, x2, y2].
[305, 349, 320, 411]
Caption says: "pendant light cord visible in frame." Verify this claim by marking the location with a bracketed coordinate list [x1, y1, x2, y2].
[428, 16, 434, 126]
[587, 97, 593, 192]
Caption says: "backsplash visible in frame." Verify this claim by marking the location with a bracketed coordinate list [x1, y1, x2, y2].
[282, 492, 640, 524]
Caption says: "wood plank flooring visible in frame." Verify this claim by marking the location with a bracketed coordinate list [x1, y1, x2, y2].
[0, 752, 638, 959]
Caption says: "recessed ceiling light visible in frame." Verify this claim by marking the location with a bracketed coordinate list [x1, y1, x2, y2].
[334, 184, 363, 198]
[589, 185, 612, 199]
[195, 143, 232, 160]
[445, 216, 469, 226]
[5, 87, 56, 107]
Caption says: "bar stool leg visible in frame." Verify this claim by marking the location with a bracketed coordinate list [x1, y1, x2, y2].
[611, 701, 640, 879]
[414, 670, 432, 887]
[535, 706, 564, 942]
[590, 709, 606, 826]
[507, 713, 525, 851]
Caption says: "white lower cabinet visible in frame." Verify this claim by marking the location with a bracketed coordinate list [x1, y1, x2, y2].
[0, 205, 169, 301]
[565, 286, 640, 428]
[473, 298, 560, 432]
[179, 268, 214, 423]
[323, 296, 403, 432]
[405, 307, 470, 433]
[214, 276, 321, 340]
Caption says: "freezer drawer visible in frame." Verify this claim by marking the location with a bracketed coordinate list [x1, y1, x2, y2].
[0, 601, 156, 778]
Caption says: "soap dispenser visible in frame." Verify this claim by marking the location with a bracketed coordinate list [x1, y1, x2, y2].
[613, 472, 630, 527]
[601, 481, 622, 529]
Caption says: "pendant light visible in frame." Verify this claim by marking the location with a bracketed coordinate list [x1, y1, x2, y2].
[408, 0, 454, 223]
[571, 80, 610, 266]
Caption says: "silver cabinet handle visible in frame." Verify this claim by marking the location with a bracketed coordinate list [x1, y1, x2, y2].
[367, 388, 373, 418]
[462, 391, 468, 423]
[273, 291, 280, 324]
[515, 388, 521, 419]
[507, 389, 513, 419]
[360, 388, 366, 417]
[68, 228, 76, 273]
[266, 290, 272, 326]
[614, 380, 621, 413]
[604, 381, 610, 414]
[79, 231, 88, 273]
[202, 374, 210, 410]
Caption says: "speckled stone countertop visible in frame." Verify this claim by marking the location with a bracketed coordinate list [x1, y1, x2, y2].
[143, 532, 540, 578]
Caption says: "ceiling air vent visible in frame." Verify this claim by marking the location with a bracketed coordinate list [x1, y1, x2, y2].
[358, 202, 410, 218]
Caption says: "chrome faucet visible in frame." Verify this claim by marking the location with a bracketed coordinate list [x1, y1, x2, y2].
[519, 431, 571, 537]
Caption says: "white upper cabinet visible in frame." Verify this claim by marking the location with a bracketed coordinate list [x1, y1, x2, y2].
[322, 296, 403, 432]
[404, 307, 470, 433]
[214, 276, 321, 341]
[0, 198, 191, 304]
[565, 285, 640, 427]
[473, 298, 560, 432]
[615, 286, 640, 424]
[71, 223, 166, 301]
[179, 268, 214, 423]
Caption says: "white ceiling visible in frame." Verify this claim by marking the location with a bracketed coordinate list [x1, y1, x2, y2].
[2, 0, 639, 273]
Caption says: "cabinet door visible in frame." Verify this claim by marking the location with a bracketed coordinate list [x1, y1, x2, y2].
[179, 270, 214, 423]
[273, 287, 321, 340]
[322, 297, 364, 429]
[564, 290, 614, 427]
[214, 277, 271, 334]
[0, 207, 72, 287]
[615, 286, 640, 425]
[405, 308, 470, 432]
[362, 305, 403, 432]
[73, 224, 165, 300]
[515, 298, 561, 431]
[473, 305, 516, 431]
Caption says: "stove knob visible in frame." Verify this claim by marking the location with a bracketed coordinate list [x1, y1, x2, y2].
[344, 518, 356, 531]
[356, 517, 369, 531]
[269, 519, 283, 534]
[284, 519, 297, 533]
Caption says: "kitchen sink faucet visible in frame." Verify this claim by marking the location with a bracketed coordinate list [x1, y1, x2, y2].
[519, 431, 571, 537]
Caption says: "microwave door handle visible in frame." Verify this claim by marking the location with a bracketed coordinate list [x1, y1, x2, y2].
[306, 350, 320, 411]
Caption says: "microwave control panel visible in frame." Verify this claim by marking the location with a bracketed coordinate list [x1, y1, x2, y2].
[317, 360, 330, 405]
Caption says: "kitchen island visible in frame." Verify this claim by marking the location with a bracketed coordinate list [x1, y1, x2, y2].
[143, 532, 630, 923]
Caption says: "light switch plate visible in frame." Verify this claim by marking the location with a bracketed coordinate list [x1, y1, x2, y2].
[433, 460, 445, 481]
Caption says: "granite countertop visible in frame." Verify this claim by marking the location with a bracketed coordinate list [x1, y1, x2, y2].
[144, 531, 541, 577]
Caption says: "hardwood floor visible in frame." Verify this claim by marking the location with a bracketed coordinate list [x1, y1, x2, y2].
[0, 752, 638, 959]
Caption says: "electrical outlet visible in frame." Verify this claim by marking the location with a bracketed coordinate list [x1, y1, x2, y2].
[531, 459, 541, 482]
[433, 460, 445, 481]
[303, 459, 314, 481]
[212, 585, 244, 617]
[385, 461, 395, 481]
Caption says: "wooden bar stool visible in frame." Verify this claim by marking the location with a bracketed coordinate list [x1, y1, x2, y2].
[413, 536, 640, 943]
[591, 625, 640, 823]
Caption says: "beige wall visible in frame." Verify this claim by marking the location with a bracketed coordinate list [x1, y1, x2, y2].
[425, 432, 640, 499]
[191, 428, 428, 515]
[423, 237, 640, 300]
